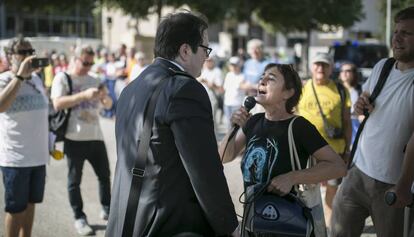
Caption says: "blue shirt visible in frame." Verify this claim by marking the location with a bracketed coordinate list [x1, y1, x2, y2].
[243, 58, 269, 84]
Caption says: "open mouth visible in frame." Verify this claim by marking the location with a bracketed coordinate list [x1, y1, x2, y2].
[258, 89, 266, 95]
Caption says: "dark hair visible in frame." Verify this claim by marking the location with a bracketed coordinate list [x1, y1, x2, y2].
[340, 62, 359, 87]
[75, 45, 95, 58]
[154, 11, 208, 60]
[264, 63, 302, 114]
[4, 37, 32, 63]
[395, 6, 414, 23]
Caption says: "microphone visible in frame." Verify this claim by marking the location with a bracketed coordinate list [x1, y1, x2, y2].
[227, 96, 256, 141]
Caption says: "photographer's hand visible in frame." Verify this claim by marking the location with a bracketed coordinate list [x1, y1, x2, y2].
[16, 55, 36, 79]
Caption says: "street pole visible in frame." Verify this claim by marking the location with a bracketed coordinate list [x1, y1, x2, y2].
[386, 0, 392, 49]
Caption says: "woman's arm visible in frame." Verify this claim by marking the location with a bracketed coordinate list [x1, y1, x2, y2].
[268, 145, 347, 195]
[219, 129, 246, 163]
[218, 107, 250, 163]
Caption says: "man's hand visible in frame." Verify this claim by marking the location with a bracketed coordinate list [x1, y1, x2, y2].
[354, 91, 374, 116]
[81, 88, 99, 101]
[16, 55, 36, 78]
[386, 185, 413, 208]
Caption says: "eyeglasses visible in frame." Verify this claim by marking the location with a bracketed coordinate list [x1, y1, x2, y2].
[199, 44, 212, 57]
[340, 69, 353, 73]
[13, 49, 35, 56]
[79, 59, 94, 67]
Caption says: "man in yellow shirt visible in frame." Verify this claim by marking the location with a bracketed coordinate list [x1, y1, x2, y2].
[298, 52, 352, 228]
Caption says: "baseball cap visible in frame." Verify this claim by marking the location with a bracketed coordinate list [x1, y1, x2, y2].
[229, 56, 240, 65]
[312, 52, 333, 65]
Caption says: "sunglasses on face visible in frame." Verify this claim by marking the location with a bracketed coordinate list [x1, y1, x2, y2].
[199, 44, 212, 57]
[12, 49, 35, 56]
[78, 59, 94, 67]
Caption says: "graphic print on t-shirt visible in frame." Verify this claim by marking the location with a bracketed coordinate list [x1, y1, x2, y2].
[242, 135, 279, 185]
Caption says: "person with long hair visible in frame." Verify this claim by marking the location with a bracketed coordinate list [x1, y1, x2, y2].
[339, 62, 361, 144]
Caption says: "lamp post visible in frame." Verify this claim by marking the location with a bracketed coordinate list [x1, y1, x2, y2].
[385, 0, 391, 49]
[107, 16, 112, 49]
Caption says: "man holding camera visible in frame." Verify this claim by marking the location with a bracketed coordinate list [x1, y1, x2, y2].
[297, 52, 352, 229]
[51, 45, 112, 236]
[0, 37, 49, 237]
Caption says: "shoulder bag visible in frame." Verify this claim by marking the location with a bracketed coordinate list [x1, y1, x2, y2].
[49, 72, 73, 142]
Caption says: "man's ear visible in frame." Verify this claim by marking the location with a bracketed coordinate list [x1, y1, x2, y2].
[178, 43, 191, 62]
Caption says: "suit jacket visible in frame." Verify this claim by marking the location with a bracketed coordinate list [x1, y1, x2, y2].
[105, 58, 238, 237]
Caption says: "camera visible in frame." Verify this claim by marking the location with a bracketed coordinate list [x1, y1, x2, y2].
[31, 58, 50, 68]
[324, 123, 344, 139]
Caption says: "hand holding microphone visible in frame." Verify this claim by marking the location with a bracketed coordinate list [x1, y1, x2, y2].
[228, 96, 256, 141]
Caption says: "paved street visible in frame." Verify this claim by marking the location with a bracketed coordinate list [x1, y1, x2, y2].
[0, 117, 375, 236]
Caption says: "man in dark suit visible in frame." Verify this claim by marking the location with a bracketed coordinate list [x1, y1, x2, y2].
[105, 12, 239, 237]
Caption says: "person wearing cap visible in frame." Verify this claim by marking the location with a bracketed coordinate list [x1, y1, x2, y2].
[50, 45, 113, 236]
[297, 52, 352, 228]
[0, 37, 49, 237]
[223, 56, 248, 128]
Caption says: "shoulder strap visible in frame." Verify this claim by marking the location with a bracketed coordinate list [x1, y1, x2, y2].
[310, 81, 332, 129]
[368, 58, 396, 104]
[335, 81, 346, 135]
[63, 72, 73, 95]
[121, 74, 170, 237]
[348, 57, 396, 169]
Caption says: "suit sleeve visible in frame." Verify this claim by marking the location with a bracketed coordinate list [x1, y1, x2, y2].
[166, 79, 238, 235]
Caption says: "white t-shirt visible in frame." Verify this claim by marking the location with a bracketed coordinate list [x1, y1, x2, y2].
[349, 87, 359, 116]
[355, 58, 414, 184]
[51, 72, 104, 141]
[223, 71, 246, 106]
[199, 67, 223, 110]
[0, 72, 49, 167]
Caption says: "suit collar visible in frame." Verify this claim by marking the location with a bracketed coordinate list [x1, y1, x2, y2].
[154, 57, 185, 72]
[153, 57, 194, 79]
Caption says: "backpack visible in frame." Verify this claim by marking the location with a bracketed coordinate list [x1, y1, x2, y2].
[49, 72, 73, 142]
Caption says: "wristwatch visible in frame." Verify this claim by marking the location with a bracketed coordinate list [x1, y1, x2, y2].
[15, 75, 31, 81]
[15, 75, 25, 81]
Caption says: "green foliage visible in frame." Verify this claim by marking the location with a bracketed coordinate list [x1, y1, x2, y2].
[254, 0, 364, 33]
[101, 0, 230, 23]
[3, 0, 97, 15]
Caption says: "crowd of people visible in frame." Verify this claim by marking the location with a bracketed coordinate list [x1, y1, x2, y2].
[0, 6, 413, 237]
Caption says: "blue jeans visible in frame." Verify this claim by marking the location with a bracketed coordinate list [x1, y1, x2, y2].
[64, 139, 111, 219]
[103, 79, 117, 118]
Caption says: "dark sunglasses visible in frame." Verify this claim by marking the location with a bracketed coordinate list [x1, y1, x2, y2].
[80, 60, 94, 67]
[199, 44, 212, 57]
[13, 49, 35, 56]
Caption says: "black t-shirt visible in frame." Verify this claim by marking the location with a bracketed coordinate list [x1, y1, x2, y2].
[241, 114, 327, 187]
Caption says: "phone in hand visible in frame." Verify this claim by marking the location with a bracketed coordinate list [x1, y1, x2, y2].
[31, 58, 50, 68]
